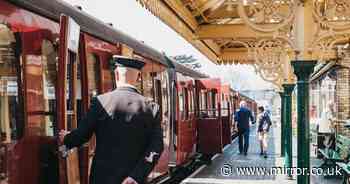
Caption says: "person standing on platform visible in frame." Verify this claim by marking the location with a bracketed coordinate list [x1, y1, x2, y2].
[59, 56, 164, 184]
[257, 106, 272, 158]
[318, 102, 335, 152]
[234, 101, 255, 156]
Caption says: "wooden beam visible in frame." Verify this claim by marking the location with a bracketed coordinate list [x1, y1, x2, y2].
[202, 39, 221, 55]
[163, 0, 198, 30]
[219, 49, 254, 64]
[222, 48, 249, 52]
[207, 9, 240, 20]
[196, 24, 273, 39]
[194, 0, 226, 16]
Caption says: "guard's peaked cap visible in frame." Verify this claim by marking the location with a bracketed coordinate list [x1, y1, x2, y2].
[112, 55, 145, 70]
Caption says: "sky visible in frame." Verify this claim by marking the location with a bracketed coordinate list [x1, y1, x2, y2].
[62, 0, 274, 91]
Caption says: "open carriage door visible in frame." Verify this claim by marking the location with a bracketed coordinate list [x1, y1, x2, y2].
[176, 81, 195, 163]
[221, 86, 231, 147]
[196, 79, 222, 155]
[57, 15, 81, 184]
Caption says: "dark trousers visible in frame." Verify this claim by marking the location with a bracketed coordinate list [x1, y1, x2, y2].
[238, 129, 250, 154]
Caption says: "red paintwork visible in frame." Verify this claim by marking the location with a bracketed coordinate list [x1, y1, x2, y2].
[196, 78, 221, 89]
[84, 34, 120, 93]
[175, 80, 197, 165]
[0, 2, 61, 184]
[57, 15, 70, 184]
[196, 79, 223, 155]
[197, 118, 222, 154]
[78, 34, 90, 184]
[221, 84, 232, 147]
[221, 116, 231, 147]
[0, 1, 59, 37]
[0, 1, 260, 183]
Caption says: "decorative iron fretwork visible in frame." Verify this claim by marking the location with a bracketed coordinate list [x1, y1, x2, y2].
[310, 0, 350, 62]
[237, 0, 298, 32]
[134, 0, 350, 89]
[313, 0, 350, 30]
[253, 38, 296, 89]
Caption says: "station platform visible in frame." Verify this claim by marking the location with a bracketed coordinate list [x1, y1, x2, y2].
[181, 125, 341, 184]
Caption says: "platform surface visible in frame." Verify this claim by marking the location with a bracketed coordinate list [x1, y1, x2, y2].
[181, 125, 341, 184]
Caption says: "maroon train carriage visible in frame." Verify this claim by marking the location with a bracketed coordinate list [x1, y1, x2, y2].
[0, 0, 170, 183]
[0, 0, 259, 183]
[195, 78, 223, 158]
[221, 84, 235, 147]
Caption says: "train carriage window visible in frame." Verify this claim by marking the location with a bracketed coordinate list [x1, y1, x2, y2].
[0, 28, 18, 142]
[154, 79, 162, 109]
[184, 88, 189, 120]
[66, 52, 83, 130]
[208, 91, 214, 117]
[199, 90, 209, 118]
[221, 94, 228, 116]
[178, 89, 185, 120]
[141, 72, 154, 99]
[207, 90, 218, 118]
[188, 89, 194, 114]
[87, 53, 101, 97]
[0, 24, 23, 182]
[101, 55, 114, 92]
[25, 39, 58, 137]
[160, 71, 169, 140]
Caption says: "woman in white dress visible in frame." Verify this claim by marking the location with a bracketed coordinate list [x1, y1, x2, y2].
[318, 102, 335, 151]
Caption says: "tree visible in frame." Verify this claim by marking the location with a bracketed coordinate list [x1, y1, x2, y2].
[172, 54, 201, 70]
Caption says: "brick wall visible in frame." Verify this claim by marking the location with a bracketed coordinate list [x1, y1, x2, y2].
[336, 55, 350, 136]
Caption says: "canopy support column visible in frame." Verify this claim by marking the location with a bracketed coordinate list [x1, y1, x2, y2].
[282, 84, 295, 179]
[279, 92, 285, 157]
[292, 60, 317, 184]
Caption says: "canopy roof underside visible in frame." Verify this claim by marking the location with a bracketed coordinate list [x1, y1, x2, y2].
[136, 0, 350, 88]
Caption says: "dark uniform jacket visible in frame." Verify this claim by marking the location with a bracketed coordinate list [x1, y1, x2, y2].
[257, 111, 272, 132]
[234, 107, 255, 132]
[63, 86, 164, 184]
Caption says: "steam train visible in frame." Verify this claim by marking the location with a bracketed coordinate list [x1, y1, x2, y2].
[0, 0, 257, 183]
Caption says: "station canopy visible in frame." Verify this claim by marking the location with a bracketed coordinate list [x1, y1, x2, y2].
[136, 0, 350, 89]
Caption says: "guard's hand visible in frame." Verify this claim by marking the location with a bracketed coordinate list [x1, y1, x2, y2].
[59, 130, 69, 143]
[121, 177, 138, 184]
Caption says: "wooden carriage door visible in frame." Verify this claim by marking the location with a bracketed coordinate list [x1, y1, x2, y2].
[57, 14, 81, 184]
[196, 79, 222, 155]
[177, 85, 192, 154]
[221, 98, 231, 147]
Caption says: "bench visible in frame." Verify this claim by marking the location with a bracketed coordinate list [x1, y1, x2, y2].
[318, 134, 350, 177]
[336, 162, 350, 184]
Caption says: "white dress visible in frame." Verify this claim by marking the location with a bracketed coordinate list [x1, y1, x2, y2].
[318, 110, 333, 134]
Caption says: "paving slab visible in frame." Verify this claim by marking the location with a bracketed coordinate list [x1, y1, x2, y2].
[181, 125, 342, 184]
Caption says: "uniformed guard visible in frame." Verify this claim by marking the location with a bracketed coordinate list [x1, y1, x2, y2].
[59, 56, 164, 184]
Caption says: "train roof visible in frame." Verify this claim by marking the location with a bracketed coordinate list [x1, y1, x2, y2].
[9, 0, 167, 66]
[173, 62, 208, 78]
[164, 56, 208, 78]
[239, 93, 255, 102]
